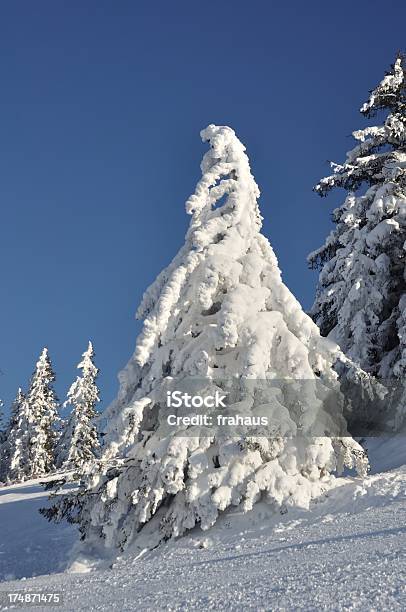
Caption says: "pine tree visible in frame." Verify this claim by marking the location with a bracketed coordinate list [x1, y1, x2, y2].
[309, 55, 406, 383]
[0, 388, 32, 482]
[43, 125, 367, 550]
[0, 399, 5, 445]
[26, 348, 59, 477]
[55, 342, 100, 471]
[0, 399, 7, 478]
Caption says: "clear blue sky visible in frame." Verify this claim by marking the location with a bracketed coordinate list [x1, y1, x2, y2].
[0, 0, 405, 414]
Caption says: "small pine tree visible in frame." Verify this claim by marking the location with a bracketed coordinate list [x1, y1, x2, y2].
[0, 399, 5, 445]
[0, 399, 6, 478]
[309, 55, 406, 383]
[0, 388, 32, 482]
[26, 348, 60, 477]
[55, 342, 100, 471]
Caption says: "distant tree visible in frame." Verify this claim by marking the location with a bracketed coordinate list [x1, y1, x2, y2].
[55, 342, 100, 471]
[309, 55, 406, 382]
[26, 348, 60, 477]
[0, 388, 32, 482]
[0, 399, 5, 445]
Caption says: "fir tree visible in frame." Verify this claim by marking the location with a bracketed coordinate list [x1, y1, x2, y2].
[0, 399, 7, 477]
[309, 55, 406, 382]
[0, 388, 32, 482]
[26, 348, 59, 477]
[0, 399, 5, 445]
[55, 342, 100, 471]
[43, 125, 367, 550]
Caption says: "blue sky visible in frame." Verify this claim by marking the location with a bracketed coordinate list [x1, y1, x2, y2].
[0, 0, 405, 414]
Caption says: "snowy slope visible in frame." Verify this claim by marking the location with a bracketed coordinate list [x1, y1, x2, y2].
[364, 435, 406, 474]
[0, 453, 405, 611]
[0, 477, 75, 583]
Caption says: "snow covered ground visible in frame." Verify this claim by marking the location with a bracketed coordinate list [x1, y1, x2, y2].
[0, 443, 405, 611]
[0, 477, 76, 583]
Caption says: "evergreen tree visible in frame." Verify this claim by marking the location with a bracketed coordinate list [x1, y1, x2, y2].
[43, 125, 367, 550]
[0, 399, 5, 445]
[26, 348, 59, 477]
[0, 388, 32, 482]
[55, 342, 100, 471]
[0, 399, 7, 477]
[309, 55, 406, 382]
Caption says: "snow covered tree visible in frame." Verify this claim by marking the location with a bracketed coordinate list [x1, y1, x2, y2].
[0, 399, 5, 445]
[55, 341, 100, 471]
[0, 388, 33, 482]
[43, 125, 367, 551]
[0, 399, 7, 478]
[0, 351, 59, 483]
[309, 55, 406, 383]
[25, 348, 59, 477]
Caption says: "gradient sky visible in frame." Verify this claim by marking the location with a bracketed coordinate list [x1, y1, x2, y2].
[0, 0, 405, 415]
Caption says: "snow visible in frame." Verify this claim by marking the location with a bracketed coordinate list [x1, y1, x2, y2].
[1, 349, 60, 482]
[0, 446, 405, 610]
[360, 56, 405, 115]
[0, 477, 75, 583]
[55, 341, 100, 471]
[60, 124, 371, 554]
[0, 64, 404, 609]
[309, 55, 406, 389]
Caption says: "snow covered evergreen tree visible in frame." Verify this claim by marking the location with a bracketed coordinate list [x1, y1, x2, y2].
[0, 399, 5, 445]
[0, 388, 32, 482]
[0, 399, 7, 477]
[309, 56, 406, 383]
[25, 348, 59, 477]
[55, 341, 100, 471]
[44, 125, 367, 550]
